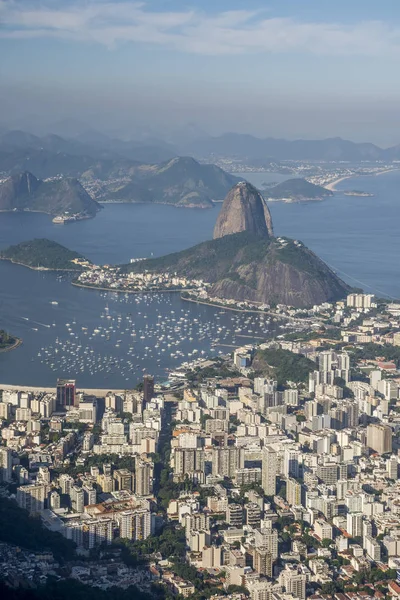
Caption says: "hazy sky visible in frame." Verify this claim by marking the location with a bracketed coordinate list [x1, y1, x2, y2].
[2, 0, 400, 144]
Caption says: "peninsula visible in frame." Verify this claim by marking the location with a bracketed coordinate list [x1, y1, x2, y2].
[0, 239, 90, 271]
[0, 329, 21, 353]
[266, 178, 333, 202]
[124, 181, 349, 307]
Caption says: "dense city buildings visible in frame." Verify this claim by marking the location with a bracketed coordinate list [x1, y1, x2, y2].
[3, 291, 400, 598]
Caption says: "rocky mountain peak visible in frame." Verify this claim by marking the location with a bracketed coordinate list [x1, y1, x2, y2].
[213, 181, 273, 240]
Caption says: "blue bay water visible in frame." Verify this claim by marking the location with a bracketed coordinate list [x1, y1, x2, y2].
[0, 170, 399, 387]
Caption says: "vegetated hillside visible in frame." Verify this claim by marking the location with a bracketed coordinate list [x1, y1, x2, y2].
[252, 348, 316, 385]
[104, 156, 239, 208]
[0, 238, 88, 270]
[267, 178, 333, 200]
[0, 171, 100, 216]
[0, 496, 76, 561]
[123, 231, 350, 307]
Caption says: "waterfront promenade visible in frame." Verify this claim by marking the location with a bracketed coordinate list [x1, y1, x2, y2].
[0, 383, 125, 397]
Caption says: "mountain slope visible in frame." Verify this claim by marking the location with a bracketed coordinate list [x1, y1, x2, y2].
[105, 156, 239, 208]
[122, 179, 349, 307]
[124, 231, 349, 307]
[0, 238, 88, 270]
[0, 172, 100, 216]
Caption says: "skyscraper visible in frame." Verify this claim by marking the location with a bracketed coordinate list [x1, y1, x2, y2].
[143, 374, 154, 407]
[367, 423, 392, 454]
[56, 378, 76, 408]
[262, 446, 277, 497]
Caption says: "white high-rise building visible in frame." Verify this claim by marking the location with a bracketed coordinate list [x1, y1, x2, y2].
[0, 447, 12, 483]
[262, 446, 276, 497]
[347, 512, 363, 538]
[283, 447, 300, 479]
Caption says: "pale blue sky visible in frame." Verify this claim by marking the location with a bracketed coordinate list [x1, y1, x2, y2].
[1, 0, 400, 144]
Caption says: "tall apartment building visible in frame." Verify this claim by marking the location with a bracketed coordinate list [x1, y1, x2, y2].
[114, 468, 134, 492]
[17, 484, 47, 515]
[246, 503, 261, 529]
[280, 566, 307, 600]
[253, 547, 273, 577]
[367, 423, 392, 454]
[283, 447, 300, 479]
[212, 447, 245, 478]
[346, 293, 375, 309]
[135, 460, 153, 496]
[143, 374, 155, 407]
[86, 519, 113, 549]
[227, 504, 243, 527]
[118, 508, 152, 541]
[254, 527, 278, 559]
[56, 378, 76, 408]
[174, 448, 204, 479]
[347, 512, 363, 538]
[0, 447, 12, 483]
[287, 478, 302, 507]
[70, 485, 84, 513]
[262, 446, 277, 497]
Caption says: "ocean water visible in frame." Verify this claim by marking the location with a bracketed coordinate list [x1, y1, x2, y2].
[0, 170, 399, 387]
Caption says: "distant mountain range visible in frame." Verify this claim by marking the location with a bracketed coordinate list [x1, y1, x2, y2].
[183, 133, 400, 161]
[0, 158, 238, 215]
[0, 172, 99, 217]
[0, 129, 177, 178]
[2, 129, 400, 183]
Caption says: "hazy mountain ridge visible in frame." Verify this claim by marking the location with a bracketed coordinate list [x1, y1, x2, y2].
[184, 133, 400, 161]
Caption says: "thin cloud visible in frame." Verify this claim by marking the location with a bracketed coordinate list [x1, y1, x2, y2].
[0, 0, 400, 56]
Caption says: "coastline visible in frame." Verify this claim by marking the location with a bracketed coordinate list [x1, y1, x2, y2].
[0, 257, 80, 272]
[181, 294, 307, 323]
[98, 200, 213, 210]
[324, 176, 353, 191]
[0, 337, 22, 354]
[72, 281, 196, 294]
[324, 167, 400, 191]
[0, 383, 124, 396]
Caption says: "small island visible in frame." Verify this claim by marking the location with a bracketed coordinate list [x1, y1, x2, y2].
[343, 190, 374, 197]
[0, 329, 22, 353]
[266, 178, 333, 202]
[0, 239, 91, 271]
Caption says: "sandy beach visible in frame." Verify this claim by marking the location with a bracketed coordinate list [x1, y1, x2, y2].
[324, 167, 400, 191]
[324, 176, 353, 191]
[0, 383, 125, 396]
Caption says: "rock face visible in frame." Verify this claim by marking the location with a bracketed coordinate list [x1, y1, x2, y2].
[213, 181, 273, 239]
[209, 240, 349, 307]
[0, 171, 100, 216]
